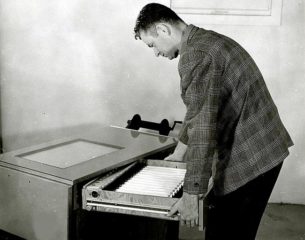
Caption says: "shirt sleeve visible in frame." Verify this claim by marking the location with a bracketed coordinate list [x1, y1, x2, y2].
[179, 50, 221, 195]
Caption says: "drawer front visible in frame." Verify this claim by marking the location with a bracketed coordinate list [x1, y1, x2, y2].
[82, 160, 186, 220]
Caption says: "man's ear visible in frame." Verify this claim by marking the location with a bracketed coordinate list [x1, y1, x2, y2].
[155, 23, 171, 37]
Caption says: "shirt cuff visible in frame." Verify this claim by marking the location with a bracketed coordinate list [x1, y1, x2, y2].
[183, 175, 210, 195]
[178, 124, 189, 144]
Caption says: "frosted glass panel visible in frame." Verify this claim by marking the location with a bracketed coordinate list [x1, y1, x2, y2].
[171, 0, 272, 15]
[20, 140, 121, 168]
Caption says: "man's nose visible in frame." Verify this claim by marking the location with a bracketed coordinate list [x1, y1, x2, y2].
[153, 48, 160, 57]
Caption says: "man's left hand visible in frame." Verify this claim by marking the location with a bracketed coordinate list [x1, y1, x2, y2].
[167, 192, 199, 227]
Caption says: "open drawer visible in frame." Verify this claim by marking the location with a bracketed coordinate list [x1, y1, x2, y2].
[82, 159, 188, 221]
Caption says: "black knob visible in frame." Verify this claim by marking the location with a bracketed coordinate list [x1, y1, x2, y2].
[91, 191, 99, 198]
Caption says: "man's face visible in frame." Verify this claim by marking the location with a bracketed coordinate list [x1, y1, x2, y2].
[139, 28, 179, 60]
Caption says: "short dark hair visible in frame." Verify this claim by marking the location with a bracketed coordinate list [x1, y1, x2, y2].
[134, 3, 184, 39]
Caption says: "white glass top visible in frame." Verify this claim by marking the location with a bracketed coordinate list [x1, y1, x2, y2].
[20, 140, 121, 168]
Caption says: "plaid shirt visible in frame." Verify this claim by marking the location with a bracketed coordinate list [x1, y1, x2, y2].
[179, 25, 293, 196]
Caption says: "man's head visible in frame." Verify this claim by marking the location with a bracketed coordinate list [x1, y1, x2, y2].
[134, 3, 186, 60]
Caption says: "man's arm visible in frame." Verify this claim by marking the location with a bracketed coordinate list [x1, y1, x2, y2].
[170, 50, 221, 226]
[181, 50, 220, 195]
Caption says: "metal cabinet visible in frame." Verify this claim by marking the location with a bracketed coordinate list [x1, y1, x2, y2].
[0, 127, 176, 240]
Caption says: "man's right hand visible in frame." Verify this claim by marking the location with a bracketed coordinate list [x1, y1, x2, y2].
[164, 141, 187, 162]
[164, 153, 184, 161]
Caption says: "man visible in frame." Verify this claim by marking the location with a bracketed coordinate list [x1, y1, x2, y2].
[134, 3, 293, 239]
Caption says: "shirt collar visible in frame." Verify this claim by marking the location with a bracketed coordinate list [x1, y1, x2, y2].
[179, 24, 197, 54]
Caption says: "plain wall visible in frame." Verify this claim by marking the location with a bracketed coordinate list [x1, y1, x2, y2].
[0, 0, 304, 204]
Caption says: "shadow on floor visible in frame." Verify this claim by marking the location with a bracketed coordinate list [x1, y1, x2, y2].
[179, 203, 305, 240]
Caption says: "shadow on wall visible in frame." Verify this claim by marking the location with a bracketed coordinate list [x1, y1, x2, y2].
[0, 116, 2, 154]
[0, 87, 2, 153]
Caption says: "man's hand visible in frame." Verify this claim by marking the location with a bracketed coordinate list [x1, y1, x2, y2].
[167, 192, 199, 228]
[164, 141, 187, 162]
[164, 152, 184, 161]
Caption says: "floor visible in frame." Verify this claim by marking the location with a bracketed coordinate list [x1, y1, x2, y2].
[179, 203, 305, 240]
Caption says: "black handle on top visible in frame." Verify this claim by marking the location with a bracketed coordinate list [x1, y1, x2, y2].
[126, 114, 182, 136]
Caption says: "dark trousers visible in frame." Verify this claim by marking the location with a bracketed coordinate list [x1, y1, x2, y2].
[205, 162, 283, 240]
